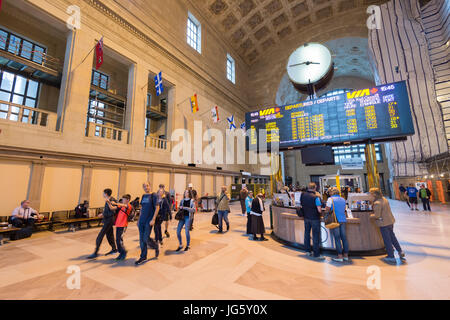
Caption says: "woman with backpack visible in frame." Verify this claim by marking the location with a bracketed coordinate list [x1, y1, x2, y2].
[175, 189, 195, 252]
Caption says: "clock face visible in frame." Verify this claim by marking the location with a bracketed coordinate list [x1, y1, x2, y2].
[287, 43, 333, 85]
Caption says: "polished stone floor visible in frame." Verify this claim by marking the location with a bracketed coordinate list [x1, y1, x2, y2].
[0, 200, 449, 300]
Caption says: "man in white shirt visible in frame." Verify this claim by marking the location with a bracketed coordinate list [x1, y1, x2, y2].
[11, 200, 42, 228]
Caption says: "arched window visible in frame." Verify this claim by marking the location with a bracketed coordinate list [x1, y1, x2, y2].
[319, 88, 353, 98]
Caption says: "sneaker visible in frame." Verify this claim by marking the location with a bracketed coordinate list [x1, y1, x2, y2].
[399, 252, 406, 261]
[226, 224, 230, 231]
[176, 246, 183, 252]
[415, 208, 419, 211]
[382, 256, 397, 264]
[248, 235, 254, 240]
[135, 257, 147, 265]
[217, 230, 223, 234]
[115, 252, 127, 261]
[155, 246, 160, 258]
[105, 249, 118, 256]
[314, 255, 326, 261]
[332, 257, 344, 262]
[87, 253, 98, 259]
[165, 230, 170, 238]
[343, 256, 349, 261]
[184, 246, 190, 252]
[260, 237, 269, 241]
[305, 252, 312, 257]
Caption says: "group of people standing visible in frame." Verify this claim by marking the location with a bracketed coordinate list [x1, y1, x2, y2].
[399, 183, 432, 212]
[294, 182, 406, 264]
[239, 187, 268, 241]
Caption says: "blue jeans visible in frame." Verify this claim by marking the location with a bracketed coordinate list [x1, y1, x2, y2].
[331, 223, 349, 255]
[138, 214, 156, 259]
[379, 224, 402, 258]
[304, 219, 321, 257]
[218, 210, 229, 232]
[177, 215, 191, 247]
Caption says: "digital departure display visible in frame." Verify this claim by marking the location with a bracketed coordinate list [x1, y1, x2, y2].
[245, 81, 415, 151]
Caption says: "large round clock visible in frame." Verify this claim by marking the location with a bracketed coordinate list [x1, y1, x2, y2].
[286, 42, 334, 94]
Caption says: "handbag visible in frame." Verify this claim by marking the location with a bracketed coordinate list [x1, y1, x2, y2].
[211, 212, 219, 226]
[175, 209, 184, 221]
[324, 198, 340, 229]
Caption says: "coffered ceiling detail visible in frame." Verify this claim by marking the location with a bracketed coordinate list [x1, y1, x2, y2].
[194, 0, 385, 65]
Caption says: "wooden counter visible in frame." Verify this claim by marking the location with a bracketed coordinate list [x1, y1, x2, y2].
[271, 205, 385, 256]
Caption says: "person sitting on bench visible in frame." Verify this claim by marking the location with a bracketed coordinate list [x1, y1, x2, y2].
[10, 200, 43, 228]
[72, 200, 90, 231]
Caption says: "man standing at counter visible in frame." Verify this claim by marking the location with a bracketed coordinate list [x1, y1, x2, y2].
[300, 183, 325, 260]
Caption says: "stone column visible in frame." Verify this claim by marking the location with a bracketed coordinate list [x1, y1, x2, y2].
[213, 175, 217, 195]
[118, 168, 127, 198]
[125, 62, 147, 148]
[57, 29, 96, 140]
[169, 170, 175, 191]
[27, 162, 46, 211]
[79, 165, 93, 203]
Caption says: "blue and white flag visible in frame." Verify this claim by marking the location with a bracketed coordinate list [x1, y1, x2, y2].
[154, 71, 163, 96]
[240, 122, 245, 130]
[227, 115, 236, 131]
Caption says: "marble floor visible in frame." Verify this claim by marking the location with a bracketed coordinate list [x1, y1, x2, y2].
[0, 200, 449, 300]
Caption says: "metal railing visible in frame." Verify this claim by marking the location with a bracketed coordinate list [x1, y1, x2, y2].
[146, 135, 171, 151]
[86, 122, 128, 144]
[0, 100, 56, 129]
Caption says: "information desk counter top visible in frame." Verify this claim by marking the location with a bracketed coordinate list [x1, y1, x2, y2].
[270, 205, 385, 256]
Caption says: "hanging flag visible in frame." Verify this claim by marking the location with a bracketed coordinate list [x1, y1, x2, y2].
[240, 122, 246, 130]
[0, 0, 3, 12]
[95, 37, 104, 70]
[190, 94, 199, 113]
[227, 115, 236, 131]
[211, 106, 219, 123]
[154, 71, 164, 96]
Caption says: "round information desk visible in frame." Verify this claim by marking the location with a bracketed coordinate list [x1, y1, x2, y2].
[271, 205, 386, 256]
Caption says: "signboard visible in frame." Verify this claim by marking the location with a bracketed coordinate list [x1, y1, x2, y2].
[341, 157, 364, 170]
[246, 81, 415, 151]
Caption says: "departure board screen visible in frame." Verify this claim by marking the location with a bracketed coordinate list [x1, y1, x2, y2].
[246, 81, 415, 151]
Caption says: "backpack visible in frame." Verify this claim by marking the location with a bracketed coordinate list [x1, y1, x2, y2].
[10, 226, 33, 241]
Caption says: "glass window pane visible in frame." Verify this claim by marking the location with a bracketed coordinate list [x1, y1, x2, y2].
[27, 80, 39, 98]
[21, 40, 33, 59]
[33, 46, 45, 64]
[8, 35, 21, 55]
[12, 94, 24, 105]
[0, 30, 7, 50]
[25, 98, 36, 108]
[14, 76, 27, 94]
[0, 91, 11, 102]
[1, 72, 14, 91]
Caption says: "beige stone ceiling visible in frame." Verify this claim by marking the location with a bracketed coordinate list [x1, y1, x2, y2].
[194, 0, 386, 65]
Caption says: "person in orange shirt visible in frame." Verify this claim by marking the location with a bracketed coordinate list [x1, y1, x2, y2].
[107, 194, 132, 261]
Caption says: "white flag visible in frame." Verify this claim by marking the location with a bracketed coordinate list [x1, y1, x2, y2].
[211, 106, 219, 123]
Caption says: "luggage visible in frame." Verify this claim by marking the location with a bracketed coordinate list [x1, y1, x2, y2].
[10, 227, 33, 241]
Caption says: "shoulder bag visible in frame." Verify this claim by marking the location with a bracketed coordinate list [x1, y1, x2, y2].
[324, 198, 340, 229]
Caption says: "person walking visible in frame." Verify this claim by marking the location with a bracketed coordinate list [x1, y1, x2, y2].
[419, 184, 432, 212]
[245, 191, 254, 239]
[323, 187, 349, 262]
[110, 194, 132, 261]
[135, 182, 160, 265]
[187, 183, 198, 231]
[300, 182, 325, 260]
[176, 189, 195, 252]
[250, 193, 267, 241]
[240, 187, 248, 216]
[87, 189, 118, 259]
[155, 184, 171, 245]
[398, 184, 410, 208]
[216, 186, 230, 234]
[406, 183, 419, 211]
[370, 188, 406, 264]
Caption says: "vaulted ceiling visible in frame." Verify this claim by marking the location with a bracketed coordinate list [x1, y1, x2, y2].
[193, 0, 386, 65]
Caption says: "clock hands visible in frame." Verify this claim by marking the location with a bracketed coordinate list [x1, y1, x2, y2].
[289, 61, 321, 67]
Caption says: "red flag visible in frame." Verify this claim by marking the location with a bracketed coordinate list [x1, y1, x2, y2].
[0, 0, 3, 12]
[95, 37, 104, 70]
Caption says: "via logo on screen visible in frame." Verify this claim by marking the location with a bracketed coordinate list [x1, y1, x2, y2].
[259, 107, 281, 117]
[347, 88, 378, 99]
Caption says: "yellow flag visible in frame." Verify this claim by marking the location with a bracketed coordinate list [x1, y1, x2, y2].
[190, 94, 199, 113]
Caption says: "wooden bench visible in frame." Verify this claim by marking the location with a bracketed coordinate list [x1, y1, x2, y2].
[62, 208, 104, 232]
[34, 212, 53, 231]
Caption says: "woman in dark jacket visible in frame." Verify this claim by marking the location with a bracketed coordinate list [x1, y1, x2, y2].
[250, 193, 267, 241]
